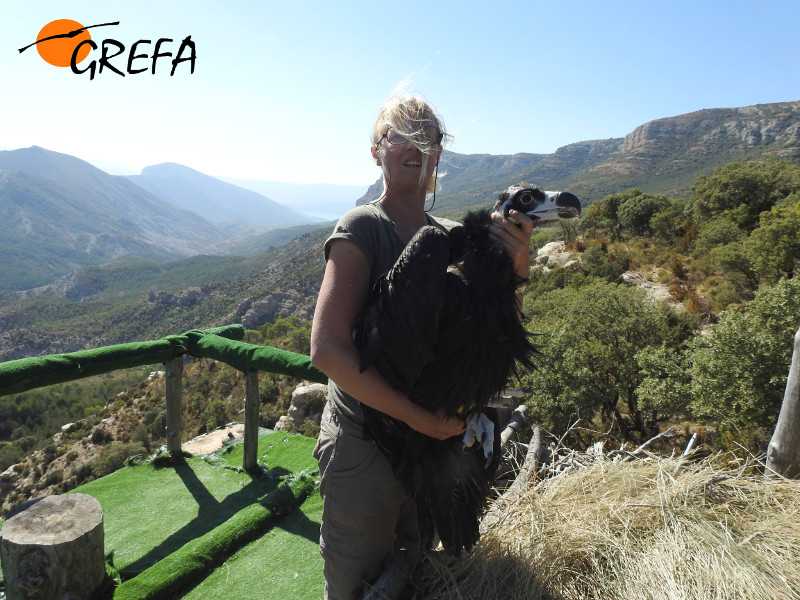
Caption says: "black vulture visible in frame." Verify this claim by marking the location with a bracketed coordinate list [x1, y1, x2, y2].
[354, 183, 581, 556]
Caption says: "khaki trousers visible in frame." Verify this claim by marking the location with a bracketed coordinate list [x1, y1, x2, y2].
[313, 406, 419, 600]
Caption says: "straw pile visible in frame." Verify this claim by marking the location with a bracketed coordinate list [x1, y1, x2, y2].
[411, 450, 800, 600]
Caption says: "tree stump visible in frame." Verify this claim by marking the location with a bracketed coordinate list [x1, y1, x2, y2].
[0, 493, 105, 600]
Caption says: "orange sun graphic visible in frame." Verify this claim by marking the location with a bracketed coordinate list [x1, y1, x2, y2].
[35, 19, 92, 67]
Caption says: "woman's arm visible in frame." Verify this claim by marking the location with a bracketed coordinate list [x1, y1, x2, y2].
[310, 238, 465, 440]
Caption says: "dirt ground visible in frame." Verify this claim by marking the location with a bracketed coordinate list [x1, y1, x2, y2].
[181, 423, 245, 456]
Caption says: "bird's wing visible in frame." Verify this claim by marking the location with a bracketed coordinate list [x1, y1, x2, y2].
[355, 225, 451, 393]
[411, 255, 534, 416]
[354, 225, 451, 479]
[410, 435, 493, 556]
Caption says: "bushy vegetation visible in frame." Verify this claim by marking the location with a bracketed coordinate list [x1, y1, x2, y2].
[0, 227, 330, 364]
[520, 157, 800, 453]
[0, 370, 150, 472]
[522, 280, 697, 440]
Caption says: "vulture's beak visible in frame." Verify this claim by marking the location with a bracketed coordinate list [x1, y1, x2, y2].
[527, 191, 582, 222]
[499, 188, 582, 224]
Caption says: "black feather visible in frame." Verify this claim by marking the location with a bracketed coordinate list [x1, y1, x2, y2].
[355, 186, 544, 556]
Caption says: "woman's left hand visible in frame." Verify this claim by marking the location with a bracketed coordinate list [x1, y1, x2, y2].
[489, 208, 534, 281]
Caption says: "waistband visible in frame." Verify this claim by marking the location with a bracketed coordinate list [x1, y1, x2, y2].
[323, 397, 370, 440]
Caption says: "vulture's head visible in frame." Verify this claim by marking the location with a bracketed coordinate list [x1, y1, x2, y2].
[495, 183, 582, 223]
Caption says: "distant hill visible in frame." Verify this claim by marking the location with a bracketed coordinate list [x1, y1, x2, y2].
[0, 149, 329, 295]
[0, 228, 329, 360]
[0, 147, 226, 292]
[128, 163, 316, 229]
[219, 178, 368, 222]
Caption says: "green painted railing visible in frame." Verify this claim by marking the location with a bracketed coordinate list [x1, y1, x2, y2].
[0, 324, 327, 469]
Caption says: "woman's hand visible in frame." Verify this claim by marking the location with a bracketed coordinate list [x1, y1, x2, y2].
[489, 208, 534, 280]
[406, 405, 466, 440]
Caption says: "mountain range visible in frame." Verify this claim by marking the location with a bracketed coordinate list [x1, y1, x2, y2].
[358, 100, 800, 217]
[0, 148, 322, 293]
[0, 100, 798, 348]
[127, 163, 314, 230]
[217, 178, 369, 222]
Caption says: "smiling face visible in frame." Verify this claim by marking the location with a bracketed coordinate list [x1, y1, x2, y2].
[373, 126, 442, 194]
[371, 95, 448, 195]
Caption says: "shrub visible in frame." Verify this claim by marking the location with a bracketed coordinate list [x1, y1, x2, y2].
[91, 428, 112, 445]
[203, 400, 229, 432]
[298, 421, 321, 439]
[0, 443, 24, 472]
[74, 462, 96, 484]
[130, 424, 152, 452]
[94, 442, 146, 477]
[688, 277, 800, 448]
[522, 280, 697, 440]
[43, 469, 64, 487]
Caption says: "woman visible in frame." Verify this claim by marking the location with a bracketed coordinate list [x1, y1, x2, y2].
[310, 94, 533, 599]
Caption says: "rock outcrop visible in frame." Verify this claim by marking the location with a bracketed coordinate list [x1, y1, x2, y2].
[274, 383, 327, 432]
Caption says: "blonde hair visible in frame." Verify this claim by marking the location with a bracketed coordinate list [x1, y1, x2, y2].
[371, 94, 451, 195]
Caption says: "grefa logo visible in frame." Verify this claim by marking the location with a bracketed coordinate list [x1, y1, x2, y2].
[18, 19, 196, 80]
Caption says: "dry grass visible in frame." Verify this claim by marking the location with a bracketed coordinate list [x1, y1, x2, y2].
[412, 453, 800, 600]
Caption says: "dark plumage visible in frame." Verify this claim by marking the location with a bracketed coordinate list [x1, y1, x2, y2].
[354, 183, 581, 556]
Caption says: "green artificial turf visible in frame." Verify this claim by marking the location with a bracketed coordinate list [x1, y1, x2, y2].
[52, 430, 324, 599]
[212, 429, 319, 475]
[113, 476, 316, 600]
[181, 491, 324, 599]
[76, 454, 279, 577]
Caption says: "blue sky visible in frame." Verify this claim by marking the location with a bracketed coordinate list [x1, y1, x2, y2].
[2, 1, 798, 186]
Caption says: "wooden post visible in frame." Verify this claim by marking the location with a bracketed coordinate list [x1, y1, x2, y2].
[243, 371, 260, 471]
[165, 356, 184, 457]
[0, 494, 105, 600]
[500, 404, 528, 451]
[363, 549, 411, 600]
[766, 324, 800, 478]
[481, 423, 541, 534]
[507, 423, 541, 496]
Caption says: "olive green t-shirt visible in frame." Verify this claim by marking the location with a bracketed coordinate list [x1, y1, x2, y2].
[323, 202, 459, 431]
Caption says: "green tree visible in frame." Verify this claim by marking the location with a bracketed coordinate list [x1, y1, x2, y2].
[688, 278, 800, 447]
[259, 317, 312, 353]
[203, 399, 229, 432]
[690, 157, 800, 231]
[580, 192, 625, 240]
[746, 194, 800, 282]
[635, 345, 692, 421]
[693, 215, 744, 252]
[617, 190, 672, 238]
[581, 189, 672, 240]
[649, 198, 690, 244]
[521, 281, 696, 440]
[709, 242, 760, 292]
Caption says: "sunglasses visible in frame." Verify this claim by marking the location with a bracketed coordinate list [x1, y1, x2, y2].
[378, 125, 443, 146]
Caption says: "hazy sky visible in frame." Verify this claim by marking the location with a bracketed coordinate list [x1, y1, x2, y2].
[2, 1, 798, 186]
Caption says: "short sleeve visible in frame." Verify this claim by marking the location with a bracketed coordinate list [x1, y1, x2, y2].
[323, 204, 462, 287]
[323, 205, 384, 275]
